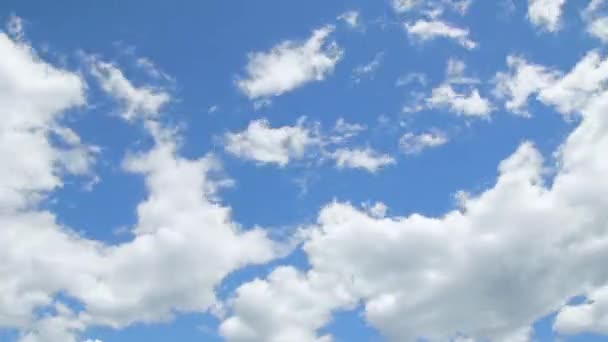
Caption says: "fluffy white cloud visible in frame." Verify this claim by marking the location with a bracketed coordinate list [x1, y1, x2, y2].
[494, 56, 560, 116]
[90, 59, 170, 120]
[588, 17, 608, 42]
[0, 32, 92, 212]
[331, 148, 396, 172]
[405, 20, 477, 49]
[399, 130, 448, 154]
[426, 59, 493, 117]
[554, 286, 608, 335]
[0, 33, 283, 342]
[224, 118, 316, 166]
[220, 266, 355, 342]
[221, 50, 608, 341]
[528, 0, 567, 32]
[237, 26, 343, 99]
[427, 85, 492, 116]
[392, 0, 472, 15]
[495, 51, 608, 117]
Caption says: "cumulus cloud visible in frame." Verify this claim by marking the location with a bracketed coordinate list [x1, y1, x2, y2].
[331, 148, 396, 172]
[224, 118, 316, 166]
[220, 50, 608, 342]
[399, 130, 448, 154]
[0, 34, 282, 342]
[527, 0, 567, 32]
[495, 51, 608, 117]
[89, 59, 170, 120]
[237, 26, 343, 99]
[494, 56, 560, 116]
[0, 32, 93, 212]
[405, 19, 477, 49]
[426, 59, 493, 117]
[427, 85, 492, 116]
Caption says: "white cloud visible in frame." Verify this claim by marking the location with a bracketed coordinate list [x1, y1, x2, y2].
[554, 286, 608, 335]
[224, 118, 316, 166]
[392, 0, 472, 16]
[338, 10, 360, 28]
[0, 32, 91, 212]
[392, 0, 419, 13]
[90, 59, 170, 120]
[405, 19, 477, 49]
[221, 50, 608, 342]
[352, 52, 384, 83]
[331, 148, 396, 172]
[0, 36, 282, 342]
[494, 56, 560, 116]
[527, 0, 567, 32]
[399, 130, 448, 154]
[427, 85, 492, 116]
[426, 59, 493, 117]
[495, 51, 608, 117]
[225, 118, 390, 173]
[237, 26, 343, 99]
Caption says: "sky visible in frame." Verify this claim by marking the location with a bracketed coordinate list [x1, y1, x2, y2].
[2, 0, 608, 341]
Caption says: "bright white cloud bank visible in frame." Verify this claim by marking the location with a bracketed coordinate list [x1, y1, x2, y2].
[220, 51, 608, 341]
[237, 26, 343, 99]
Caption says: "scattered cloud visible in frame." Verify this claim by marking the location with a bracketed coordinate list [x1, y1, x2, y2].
[237, 26, 343, 99]
[399, 130, 448, 154]
[89, 59, 170, 120]
[426, 59, 493, 117]
[224, 118, 316, 166]
[224, 118, 392, 173]
[338, 10, 360, 28]
[331, 147, 396, 172]
[0, 36, 283, 342]
[405, 19, 477, 49]
[352, 52, 385, 83]
[495, 51, 608, 117]
[221, 73, 608, 339]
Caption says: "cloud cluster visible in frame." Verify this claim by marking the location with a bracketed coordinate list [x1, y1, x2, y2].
[220, 50, 608, 341]
[224, 118, 395, 173]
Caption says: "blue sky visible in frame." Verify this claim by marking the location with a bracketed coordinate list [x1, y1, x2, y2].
[2, 0, 608, 341]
